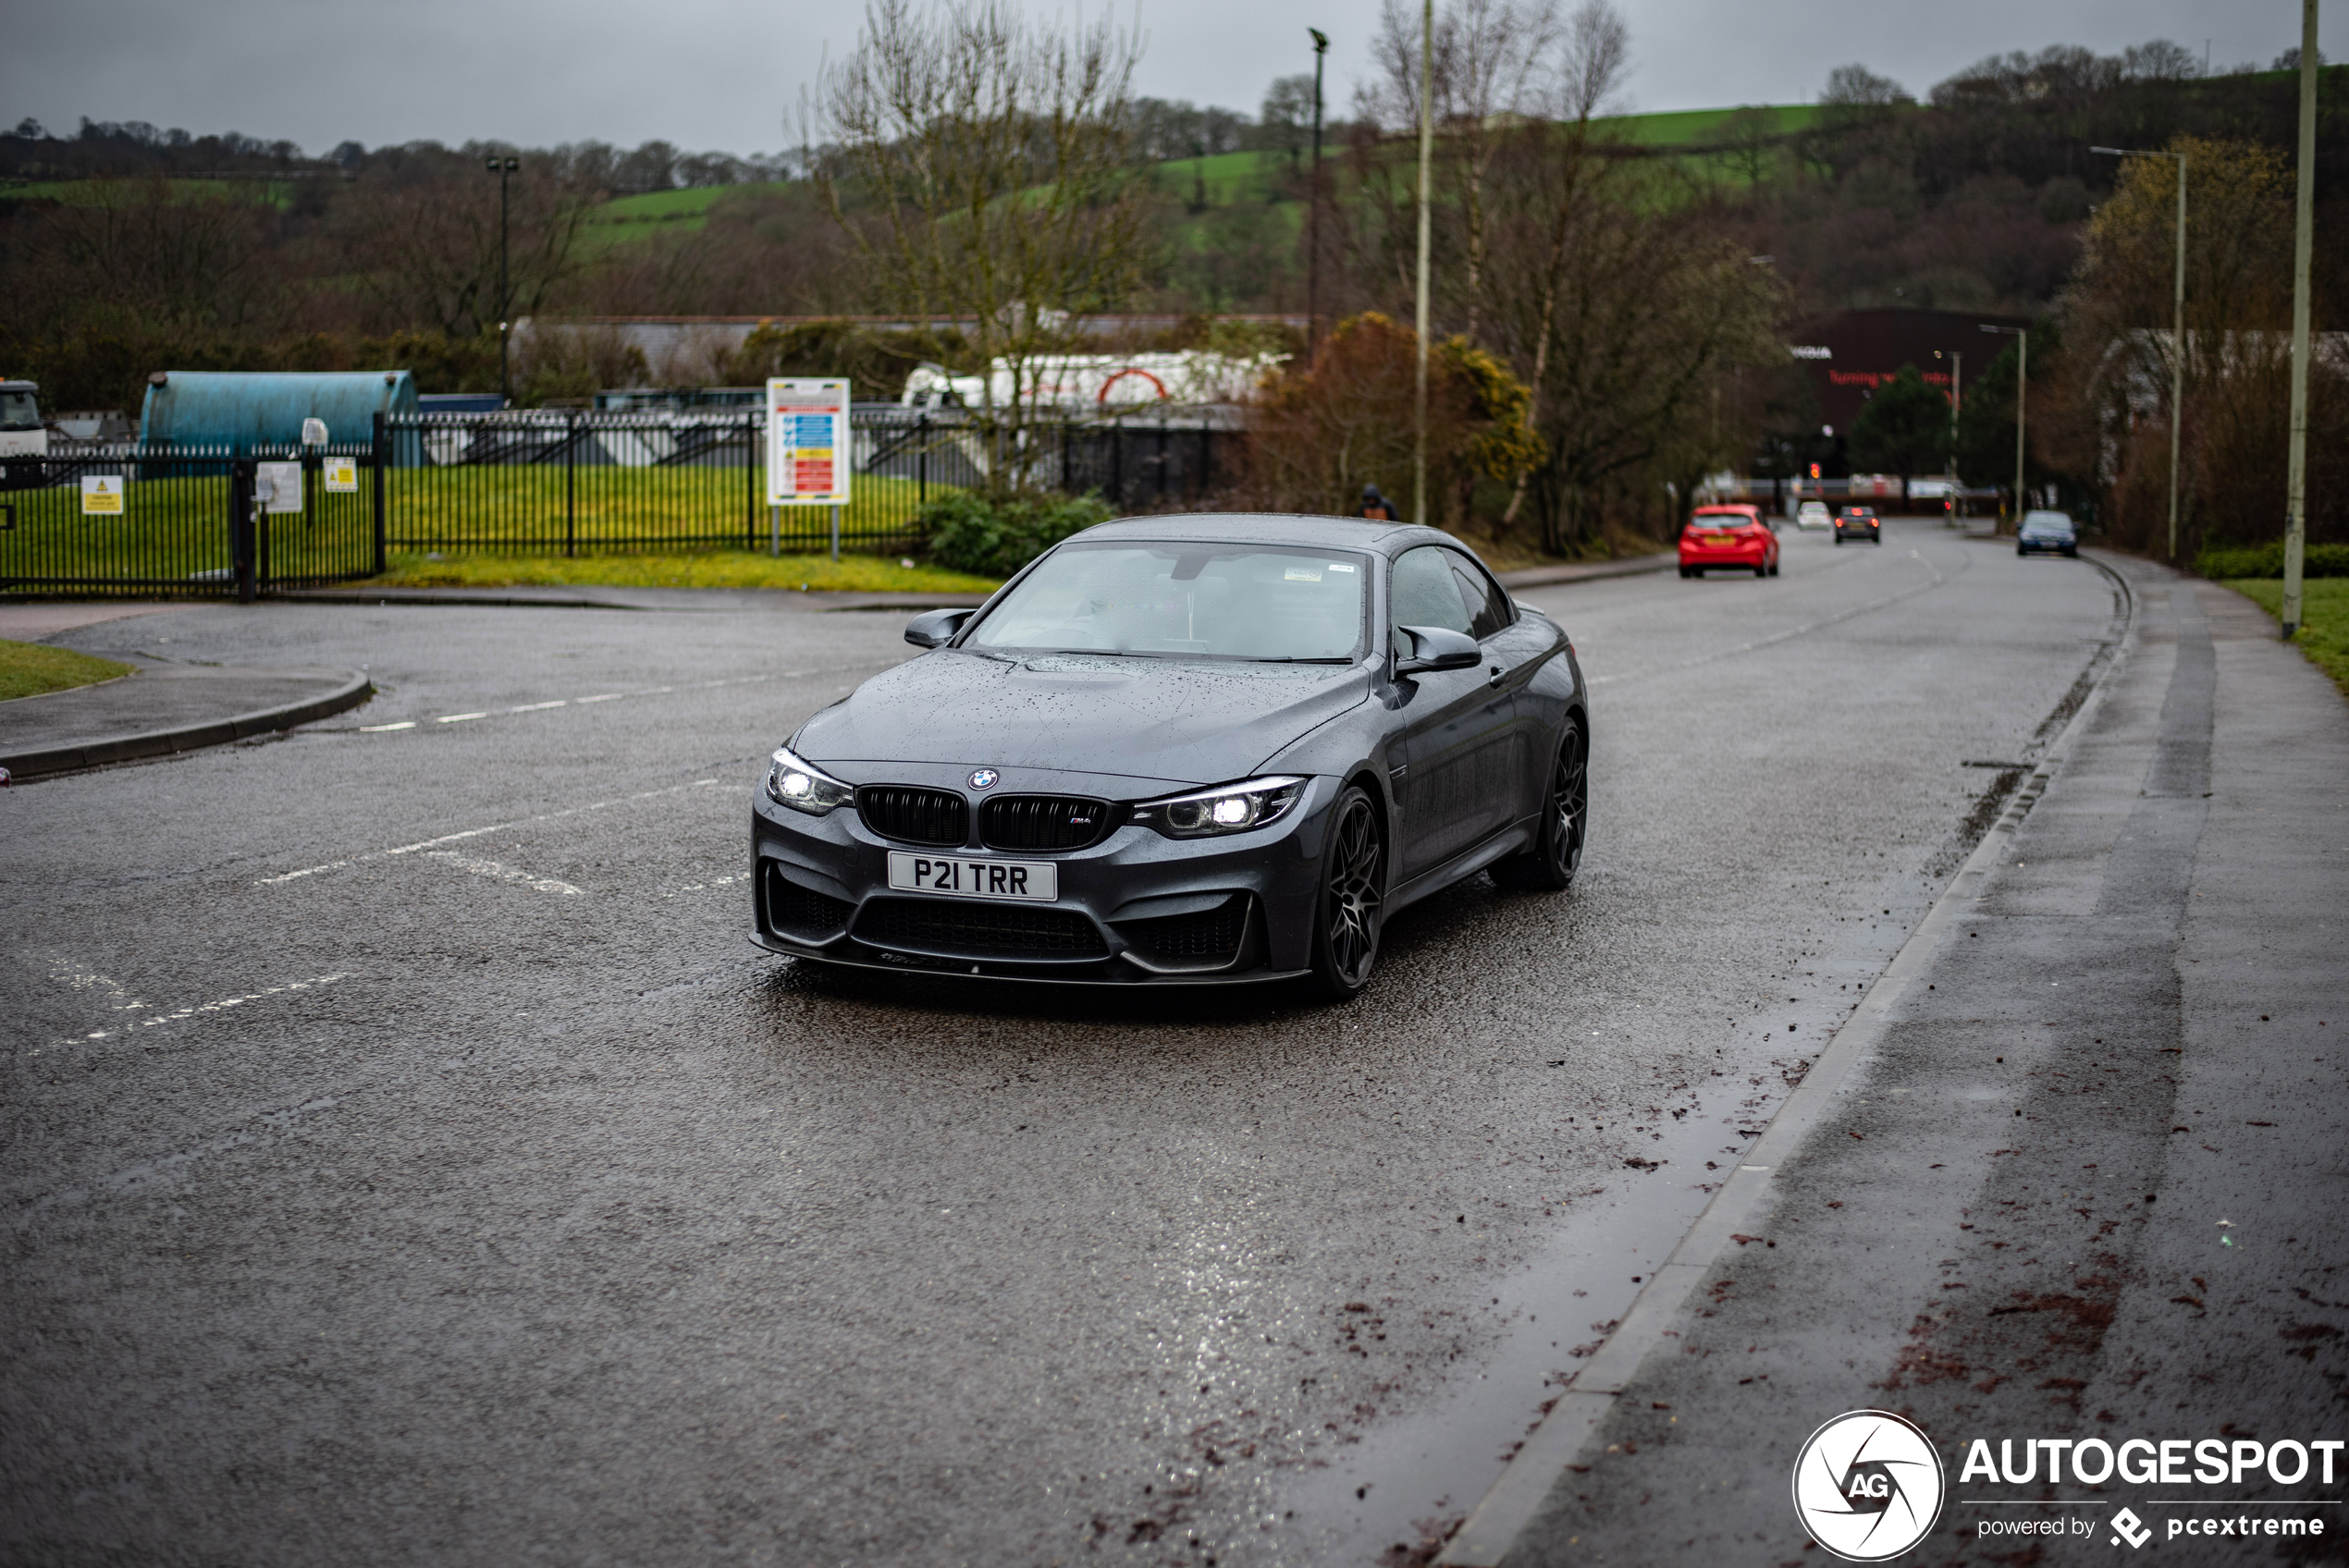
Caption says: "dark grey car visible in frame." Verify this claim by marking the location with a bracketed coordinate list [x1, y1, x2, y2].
[748, 514, 1588, 998]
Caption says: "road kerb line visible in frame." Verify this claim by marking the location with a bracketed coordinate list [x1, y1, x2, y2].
[1435, 556, 2135, 1567]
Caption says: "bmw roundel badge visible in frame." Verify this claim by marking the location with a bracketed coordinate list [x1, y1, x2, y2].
[968, 768, 1000, 790]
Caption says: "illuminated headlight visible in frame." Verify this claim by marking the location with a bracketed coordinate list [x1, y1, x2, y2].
[1131, 776, 1306, 839]
[765, 745, 855, 815]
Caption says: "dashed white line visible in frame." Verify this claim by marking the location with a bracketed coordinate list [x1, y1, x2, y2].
[360, 720, 416, 732]
[65, 974, 351, 1043]
[255, 778, 724, 886]
[364, 664, 889, 733]
[424, 851, 584, 896]
[437, 712, 488, 723]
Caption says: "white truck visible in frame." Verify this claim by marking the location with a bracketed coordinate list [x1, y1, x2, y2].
[900, 351, 1282, 411]
[0, 380, 47, 460]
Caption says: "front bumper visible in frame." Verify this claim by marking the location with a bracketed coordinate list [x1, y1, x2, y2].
[748, 775, 1342, 984]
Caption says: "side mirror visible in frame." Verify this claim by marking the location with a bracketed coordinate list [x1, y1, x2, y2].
[904, 607, 975, 649]
[1393, 624, 1481, 676]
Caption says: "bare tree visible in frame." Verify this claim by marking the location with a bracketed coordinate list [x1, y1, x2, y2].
[338, 162, 588, 339]
[1361, 0, 1562, 339]
[814, 0, 1149, 492]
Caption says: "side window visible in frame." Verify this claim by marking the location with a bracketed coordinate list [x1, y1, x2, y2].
[1445, 550, 1512, 642]
[1389, 545, 1472, 658]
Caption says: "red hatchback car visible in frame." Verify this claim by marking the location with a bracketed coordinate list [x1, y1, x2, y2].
[1679, 505, 1779, 579]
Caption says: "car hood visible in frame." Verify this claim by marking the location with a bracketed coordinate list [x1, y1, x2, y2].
[795, 650, 1373, 790]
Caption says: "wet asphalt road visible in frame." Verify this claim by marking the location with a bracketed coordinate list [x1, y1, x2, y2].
[2, 521, 2119, 1566]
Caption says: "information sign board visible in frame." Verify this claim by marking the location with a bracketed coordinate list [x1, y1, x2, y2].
[259, 460, 303, 513]
[765, 379, 851, 506]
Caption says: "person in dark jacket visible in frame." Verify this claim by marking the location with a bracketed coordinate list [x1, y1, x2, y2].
[1359, 484, 1398, 521]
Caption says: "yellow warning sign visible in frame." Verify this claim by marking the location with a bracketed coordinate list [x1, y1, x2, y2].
[81, 474, 124, 515]
[324, 457, 359, 493]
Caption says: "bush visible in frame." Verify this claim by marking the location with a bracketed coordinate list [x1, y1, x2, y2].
[2196, 541, 2349, 580]
[920, 491, 1115, 579]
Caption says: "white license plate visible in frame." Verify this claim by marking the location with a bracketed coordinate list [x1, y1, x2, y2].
[887, 851, 1059, 901]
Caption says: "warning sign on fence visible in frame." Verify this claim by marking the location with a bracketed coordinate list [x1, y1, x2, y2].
[81, 474, 124, 515]
[765, 378, 850, 507]
[324, 457, 358, 493]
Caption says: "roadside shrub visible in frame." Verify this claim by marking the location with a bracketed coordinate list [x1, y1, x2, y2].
[2195, 541, 2349, 580]
[920, 491, 1115, 579]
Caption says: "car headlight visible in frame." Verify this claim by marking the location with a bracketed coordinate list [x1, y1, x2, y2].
[1131, 776, 1306, 839]
[765, 745, 856, 815]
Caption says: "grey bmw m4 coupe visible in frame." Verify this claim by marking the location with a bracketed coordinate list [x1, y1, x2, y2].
[749, 514, 1588, 998]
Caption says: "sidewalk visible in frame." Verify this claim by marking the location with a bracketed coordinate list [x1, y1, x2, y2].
[1451, 556, 2349, 1564]
[0, 604, 370, 780]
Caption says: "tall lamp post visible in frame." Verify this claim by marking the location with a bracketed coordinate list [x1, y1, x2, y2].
[1307, 28, 1329, 361]
[1413, 0, 1433, 526]
[2281, 0, 2318, 640]
[486, 155, 519, 406]
[2092, 144, 2187, 559]
[1982, 325, 2026, 524]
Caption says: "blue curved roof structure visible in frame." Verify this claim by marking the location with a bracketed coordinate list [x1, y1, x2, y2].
[139, 370, 420, 451]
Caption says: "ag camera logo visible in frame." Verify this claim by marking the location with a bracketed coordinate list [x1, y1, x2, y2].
[1793, 1410, 1946, 1561]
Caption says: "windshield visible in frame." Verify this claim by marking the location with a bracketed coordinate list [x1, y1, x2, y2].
[2023, 512, 2074, 533]
[966, 542, 1368, 662]
[0, 392, 38, 431]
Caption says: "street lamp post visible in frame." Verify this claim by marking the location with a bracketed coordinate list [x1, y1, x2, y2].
[2281, 0, 2318, 640]
[1413, 0, 1433, 527]
[486, 155, 519, 406]
[2093, 144, 2187, 559]
[1982, 325, 2026, 524]
[1308, 28, 1329, 361]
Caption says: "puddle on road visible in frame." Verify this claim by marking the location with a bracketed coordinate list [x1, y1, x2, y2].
[1285, 864, 1946, 1565]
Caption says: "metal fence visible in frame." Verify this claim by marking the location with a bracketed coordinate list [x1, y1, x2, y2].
[0, 443, 379, 599]
[0, 407, 1240, 597]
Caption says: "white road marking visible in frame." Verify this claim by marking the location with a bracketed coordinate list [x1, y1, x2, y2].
[65, 974, 351, 1043]
[366, 664, 885, 735]
[659, 871, 750, 899]
[255, 778, 724, 886]
[424, 851, 584, 896]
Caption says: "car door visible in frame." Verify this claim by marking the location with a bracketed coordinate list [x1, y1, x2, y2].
[1389, 545, 1531, 879]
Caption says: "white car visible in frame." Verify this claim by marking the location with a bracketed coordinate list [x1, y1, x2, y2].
[1794, 500, 1831, 531]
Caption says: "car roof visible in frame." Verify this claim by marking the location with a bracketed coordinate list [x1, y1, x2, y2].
[1692, 504, 1757, 514]
[1076, 512, 1454, 557]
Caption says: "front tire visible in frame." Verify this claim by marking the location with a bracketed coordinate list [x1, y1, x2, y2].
[1308, 787, 1385, 1001]
[1492, 716, 1588, 893]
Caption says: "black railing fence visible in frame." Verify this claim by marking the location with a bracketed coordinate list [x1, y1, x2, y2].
[1, 407, 1237, 596]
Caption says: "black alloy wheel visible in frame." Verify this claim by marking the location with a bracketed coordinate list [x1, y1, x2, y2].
[1309, 787, 1385, 1000]
[1493, 716, 1588, 893]
[1753, 562, 1767, 578]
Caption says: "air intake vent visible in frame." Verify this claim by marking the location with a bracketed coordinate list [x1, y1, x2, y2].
[765, 865, 854, 941]
[1116, 894, 1251, 963]
[981, 794, 1114, 851]
[855, 786, 967, 846]
[855, 897, 1108, 958]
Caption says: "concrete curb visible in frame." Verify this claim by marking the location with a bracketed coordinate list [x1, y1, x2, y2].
[276, 590, 639, 611]
[1496, 553, 1676, 590]
[1433, 555, 2141, 1566]
[0, 668, 375, 781]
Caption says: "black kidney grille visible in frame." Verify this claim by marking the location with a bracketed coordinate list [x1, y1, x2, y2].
[1117, 895, 1250, 961]
[856, 786, 967, 846]
[765, 866, 854, 940]
[855, 897, 1108, 958]
[981, 794, 1114, 851]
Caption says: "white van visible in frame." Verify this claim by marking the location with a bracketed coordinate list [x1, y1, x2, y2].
[0, 380, 47, 460]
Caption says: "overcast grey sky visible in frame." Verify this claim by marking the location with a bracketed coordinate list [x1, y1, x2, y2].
[3, 0, 2336, 158]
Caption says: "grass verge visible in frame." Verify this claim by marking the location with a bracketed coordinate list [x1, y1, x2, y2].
[0, 640, 135, 703]
[2222, 578, 2349, 699]
[368, 550, 1000, 595]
